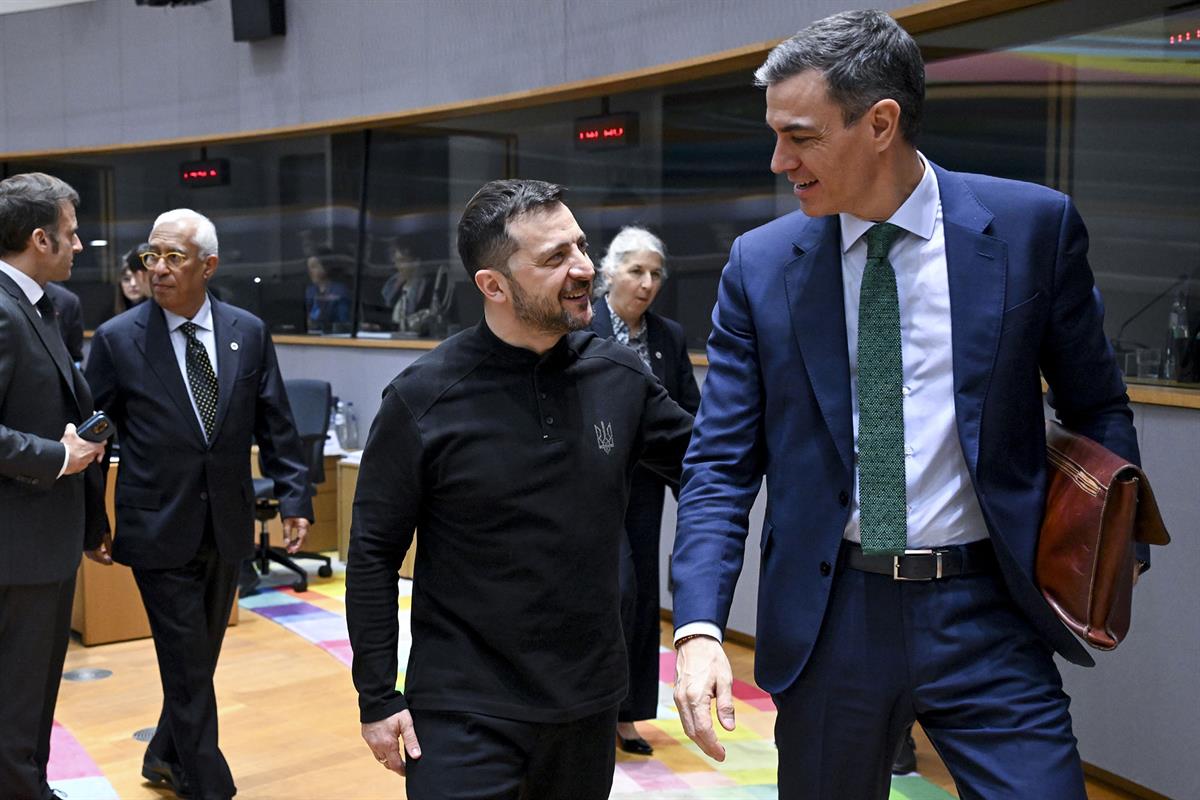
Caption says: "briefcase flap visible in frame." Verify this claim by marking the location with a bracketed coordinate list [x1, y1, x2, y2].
[1044, 421, 1169, 547]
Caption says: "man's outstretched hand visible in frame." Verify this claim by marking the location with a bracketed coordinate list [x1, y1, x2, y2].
[673, 635, 736, 761]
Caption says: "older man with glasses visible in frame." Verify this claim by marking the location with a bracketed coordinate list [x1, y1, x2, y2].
[85, 208, 311, 800]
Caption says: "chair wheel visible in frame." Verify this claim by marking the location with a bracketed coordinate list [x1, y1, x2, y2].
[318, 565, 333, 578]
[292, 579, 308, 593]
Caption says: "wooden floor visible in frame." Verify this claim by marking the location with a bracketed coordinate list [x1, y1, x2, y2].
[56, 607, 1140, 798]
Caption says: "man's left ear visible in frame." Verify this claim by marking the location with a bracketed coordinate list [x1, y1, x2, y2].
[202, 254, 218, 281]
[869, 99, 902, 152]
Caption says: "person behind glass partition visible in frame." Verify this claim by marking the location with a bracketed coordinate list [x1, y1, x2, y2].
[589, 225, 700, 757]
[305, 245, 352, 333]
[381, 241, 453, 337]
[115, 242, 152, 315]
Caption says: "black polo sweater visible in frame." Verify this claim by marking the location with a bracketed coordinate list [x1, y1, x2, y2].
[347, 320, 693, 724]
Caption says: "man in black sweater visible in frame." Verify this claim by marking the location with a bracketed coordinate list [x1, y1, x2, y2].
[347, 179, 693, 799]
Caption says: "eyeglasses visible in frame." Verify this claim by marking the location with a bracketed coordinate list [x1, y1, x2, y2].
[139, 251, 189, 269]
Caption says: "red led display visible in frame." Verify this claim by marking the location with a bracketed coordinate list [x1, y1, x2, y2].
[179, 158, 230, 187]
[574, 112, 639, 151]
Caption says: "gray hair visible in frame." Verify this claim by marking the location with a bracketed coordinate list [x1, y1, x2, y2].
[598, 226, 668, 292]
[754, 9, 924, 143]
[152, 208, 219, 258]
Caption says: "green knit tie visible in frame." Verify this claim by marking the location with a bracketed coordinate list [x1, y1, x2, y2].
[857, 223, 907, 555]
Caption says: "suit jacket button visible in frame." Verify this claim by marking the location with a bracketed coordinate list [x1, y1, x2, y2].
[838, 490, 849, 507]
[819, 561, 832, 576]
[200, 491, 208, 501]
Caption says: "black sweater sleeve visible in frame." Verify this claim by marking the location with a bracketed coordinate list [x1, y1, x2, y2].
[346, 385, 423, 723]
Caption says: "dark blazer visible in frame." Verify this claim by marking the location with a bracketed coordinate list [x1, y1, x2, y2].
[0, 271, 105, 585]
[590, 299, 701, 416]
[44, 281, 84, 364]
[671, 163, 1137, 695]
[85, 295, 312, 568]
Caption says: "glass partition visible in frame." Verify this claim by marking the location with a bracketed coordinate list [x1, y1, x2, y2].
[6, 0, 1196, 387]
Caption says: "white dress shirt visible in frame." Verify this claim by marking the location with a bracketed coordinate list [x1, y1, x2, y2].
[162, 296, 220, 435]
[674, 154, 988, 646]
[838, 153, 987, 549]
[0, 259, 71, 478]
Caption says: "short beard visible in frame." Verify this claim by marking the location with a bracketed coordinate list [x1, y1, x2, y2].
[509, 277, 588, 336]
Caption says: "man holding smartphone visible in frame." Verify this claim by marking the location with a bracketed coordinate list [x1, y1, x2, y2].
[0, 172, 108, 800]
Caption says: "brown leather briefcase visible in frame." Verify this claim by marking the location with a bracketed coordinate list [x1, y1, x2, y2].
[1037, 420, 1170, 650]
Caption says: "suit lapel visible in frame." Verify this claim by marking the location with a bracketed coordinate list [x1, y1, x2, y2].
[0, 273, 82, 413]
[138, 302, 207, 446]
[590, 299, 614, 340]
[644, 314, 668, 384]
[212, 299, 243, 439]
[934, 164, 1007, 478]
[784, 216, 854, 475]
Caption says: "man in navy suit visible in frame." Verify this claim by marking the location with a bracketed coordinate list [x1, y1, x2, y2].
[670, 11, 1141, 799]
[86, 209, 312, 800]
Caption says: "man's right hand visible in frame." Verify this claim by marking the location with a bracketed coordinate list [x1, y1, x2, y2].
[61, 423, 105, 476]
[362, 709, 421, 776]
[673, 635, 736, 761]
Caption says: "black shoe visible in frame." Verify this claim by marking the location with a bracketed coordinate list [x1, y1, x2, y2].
[891, 730, 918, 775]
[142, 753, 193, 798]
[617, 733, 654, 756]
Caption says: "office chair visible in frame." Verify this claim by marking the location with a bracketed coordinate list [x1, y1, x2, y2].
[252, 378, 335, 592]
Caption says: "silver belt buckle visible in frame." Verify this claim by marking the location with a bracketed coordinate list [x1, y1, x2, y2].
[893, 549, 942, 581]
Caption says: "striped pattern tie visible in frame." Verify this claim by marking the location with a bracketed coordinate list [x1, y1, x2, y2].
[857, 223, 907, 555]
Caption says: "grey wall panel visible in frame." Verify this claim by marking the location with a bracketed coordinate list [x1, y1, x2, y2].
[1059, 402, 1200, 800]
[0, 0, 907, 153]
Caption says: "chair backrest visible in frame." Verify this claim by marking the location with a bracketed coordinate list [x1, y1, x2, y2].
[284, 379, 333, 486]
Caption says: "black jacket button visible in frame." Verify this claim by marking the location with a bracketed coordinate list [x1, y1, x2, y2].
[200, 491, 208, 501]
[819, 561, 832, 576]
[838, 490, 849, 507]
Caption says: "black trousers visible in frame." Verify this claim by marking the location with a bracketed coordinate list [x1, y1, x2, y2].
[618, 466, 666, 722]
[404, 705, 619, 800]
[0, 576, 75, 800]
[133, 528, 239, 800]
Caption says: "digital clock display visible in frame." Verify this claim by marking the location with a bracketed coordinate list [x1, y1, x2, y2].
[574, 112, 639, 151]
[179, 159, 230, 187]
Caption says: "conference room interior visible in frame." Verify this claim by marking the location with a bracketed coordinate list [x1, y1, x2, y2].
[2, 0, 1196, 798]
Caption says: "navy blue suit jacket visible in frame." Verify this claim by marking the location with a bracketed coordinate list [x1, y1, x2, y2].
[86, 296, 312, 568]
[671, 164, 1137, 693]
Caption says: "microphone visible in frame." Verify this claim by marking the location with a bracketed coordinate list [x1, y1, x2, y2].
[1112, 273, 1190, 353]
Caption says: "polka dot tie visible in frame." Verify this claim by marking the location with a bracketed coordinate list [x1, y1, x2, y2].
[857, 223, 907, 555]
[180, 321, 218, 441]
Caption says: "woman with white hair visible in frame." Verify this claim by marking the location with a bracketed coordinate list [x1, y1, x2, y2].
[590, 225, 700, 756]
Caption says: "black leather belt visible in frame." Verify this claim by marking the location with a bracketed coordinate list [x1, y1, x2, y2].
[844, 540, 995, 581]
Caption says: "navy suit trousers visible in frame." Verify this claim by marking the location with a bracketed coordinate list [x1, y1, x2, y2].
[772, 544, 1086, 800]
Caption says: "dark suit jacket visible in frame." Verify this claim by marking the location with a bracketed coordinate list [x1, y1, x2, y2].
[589, 299, 701, 417]
[85, 295, 312, 568]
[0, 271, 106, 585]
[44, 281, 83, 364]
[671, 163, 1137, 694]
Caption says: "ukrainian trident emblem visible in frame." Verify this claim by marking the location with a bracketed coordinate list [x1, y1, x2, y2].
[594, 421, 614, 454]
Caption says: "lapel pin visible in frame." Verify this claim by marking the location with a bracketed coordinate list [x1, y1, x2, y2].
[655, 351, 662, 359]
[230, 342, 239, 351]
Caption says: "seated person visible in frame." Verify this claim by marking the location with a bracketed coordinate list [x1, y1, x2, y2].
[305, 246, 352, 332]
[380, 242, 442, 336]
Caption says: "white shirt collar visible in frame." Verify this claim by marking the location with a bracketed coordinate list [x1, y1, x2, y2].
[162, 294, 214, 333]
[0, 259, 46, 306]
[839, 151, 939, 254]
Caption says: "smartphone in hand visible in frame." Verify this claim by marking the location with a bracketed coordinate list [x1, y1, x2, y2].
[77, 411, 116, 443]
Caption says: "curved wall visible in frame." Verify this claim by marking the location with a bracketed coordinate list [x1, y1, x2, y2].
[0, 0, 906, 154]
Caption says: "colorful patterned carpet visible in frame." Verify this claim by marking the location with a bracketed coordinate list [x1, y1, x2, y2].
[239, 568, 954, 800]
[48, 561, 953, 799]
